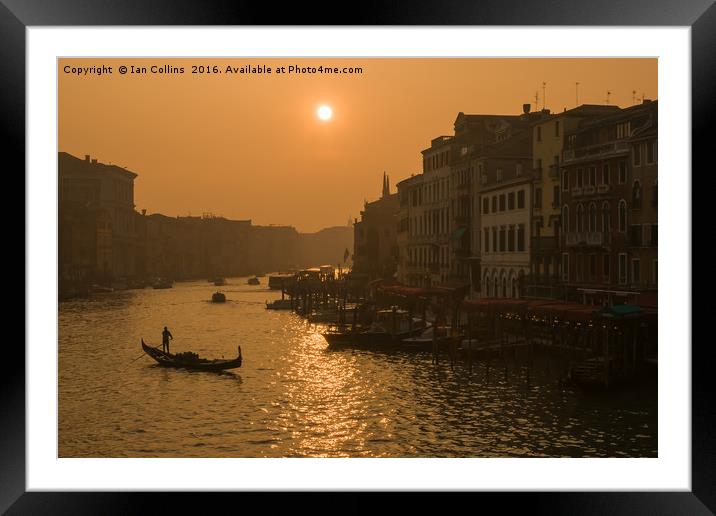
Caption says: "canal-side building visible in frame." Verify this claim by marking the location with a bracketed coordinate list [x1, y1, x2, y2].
[396, 108, 552, 292]
[353, 173, 399, 279]
[477, 134, 534, 298]
[248, 224, 300, 274]
[59, 152, 139, 285]
[137, 212, 251, 279]
[625, 100, 658, 296]
[454, 108, 556, 296]
[526, 104, 621, 299]
[395, 173, 425, 286]
[415, 135, 453, 286]
[560, 100, 658, 305]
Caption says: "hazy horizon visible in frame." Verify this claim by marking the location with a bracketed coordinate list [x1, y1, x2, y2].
[59, 58, 657, 232]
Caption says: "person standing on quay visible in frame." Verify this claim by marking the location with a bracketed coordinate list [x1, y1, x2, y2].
[162, 326, 173, 354]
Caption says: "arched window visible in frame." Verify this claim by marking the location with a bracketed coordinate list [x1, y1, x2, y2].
[577, 204, 585, 232]
[502, 277, 507, 298]
[652, 179, 658, 207]
[562, 205, 570, 233]
[517, 270, 524, 298]
[602, 201, 611, 232]
[493, 276, 498, 298]
[589, 203, 597, 232]
[632, 181, 642, 208]
[618, 199, 627, 232]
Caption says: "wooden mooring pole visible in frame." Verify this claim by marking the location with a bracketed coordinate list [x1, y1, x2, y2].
[467, 312, 473, 374]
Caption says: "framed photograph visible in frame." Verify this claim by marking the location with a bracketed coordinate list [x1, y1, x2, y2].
[9, 0, 711, 512]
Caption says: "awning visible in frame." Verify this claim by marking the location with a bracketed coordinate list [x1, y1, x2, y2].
[596, 304, 644, 318]
[451, 227, 467, 240]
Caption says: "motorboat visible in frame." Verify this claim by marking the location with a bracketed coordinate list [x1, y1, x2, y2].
[153, 278, 173, 289]
[322, 307, 428, 349]
[266, 299, 293, 310]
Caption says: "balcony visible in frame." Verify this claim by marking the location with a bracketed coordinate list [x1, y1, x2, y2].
[583, 185, 596, 195]
[409, 234, 440, 244]
[454, 248, 471, 258]
[562, 140, 630, 165]
[453, 214, 470, 224]
[565, 231, 605, 247]
[597, 184, 610, 194]
[548, 165, 560, 180]
[586, 232, 603, 246]
[532, 168, 543, 180]
[406, 264, 428, 275]
[457, 182, 472, 191]
[571, 187, 583, 197]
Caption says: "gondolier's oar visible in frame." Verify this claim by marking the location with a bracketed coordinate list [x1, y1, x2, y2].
[129, 351, 150, 363]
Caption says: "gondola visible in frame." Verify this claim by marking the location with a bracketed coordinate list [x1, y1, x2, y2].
[141, 339, 242, 371]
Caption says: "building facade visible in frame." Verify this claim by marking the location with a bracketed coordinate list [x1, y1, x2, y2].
[478, 153, 533, 298]
[59, 152, 138, 285]
[395, 173, 424, 285]
[559, 100, 658, 305]
[136, 213, 251, 279]
[353, 174, 399, 279]
[248, 224, 300, 274]
[526, 105, 621, 299]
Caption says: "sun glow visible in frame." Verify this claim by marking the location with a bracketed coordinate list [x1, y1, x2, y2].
[317, 105, 333, 121]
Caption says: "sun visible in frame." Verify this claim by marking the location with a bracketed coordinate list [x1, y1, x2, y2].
[317, 105, 333, 121]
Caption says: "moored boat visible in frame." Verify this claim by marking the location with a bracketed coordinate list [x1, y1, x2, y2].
[141, 339, 242, 371]
[152, 278, 173, 289]
[211, 291, 226, 303]
[213, 277, 226, 286]
[322, 307, 427, 349]
[90, 284, 114, 294]
[268, 273, 296, 290]
[401, 327, 455, 352]
[266, 299, 293, 310]
[247, 276, 260, 285]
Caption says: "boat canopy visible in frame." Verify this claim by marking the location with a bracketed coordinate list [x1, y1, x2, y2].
[594, 304, 644, 318]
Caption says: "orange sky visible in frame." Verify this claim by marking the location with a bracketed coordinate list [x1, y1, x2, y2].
[59, 58, 657, 232]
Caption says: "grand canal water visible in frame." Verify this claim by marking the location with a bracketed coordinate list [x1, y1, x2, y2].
[58, 277, 657, 458]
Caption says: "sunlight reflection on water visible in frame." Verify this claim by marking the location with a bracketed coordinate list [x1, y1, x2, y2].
[58, 278, 657, 457]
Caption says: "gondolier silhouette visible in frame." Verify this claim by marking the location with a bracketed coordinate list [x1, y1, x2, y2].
[162, 326, 173, 354]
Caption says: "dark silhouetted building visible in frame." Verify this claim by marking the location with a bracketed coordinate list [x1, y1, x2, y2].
[59, 152, 138, 291]
[559, 100, 658, 305]
[353, 173, 399, 279]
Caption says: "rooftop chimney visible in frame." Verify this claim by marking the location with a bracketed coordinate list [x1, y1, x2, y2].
[522, 103, 531, 114]
[84, 154, 90, 162]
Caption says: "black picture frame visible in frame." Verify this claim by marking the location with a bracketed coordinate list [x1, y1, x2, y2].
[7, 1, 711, 513]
